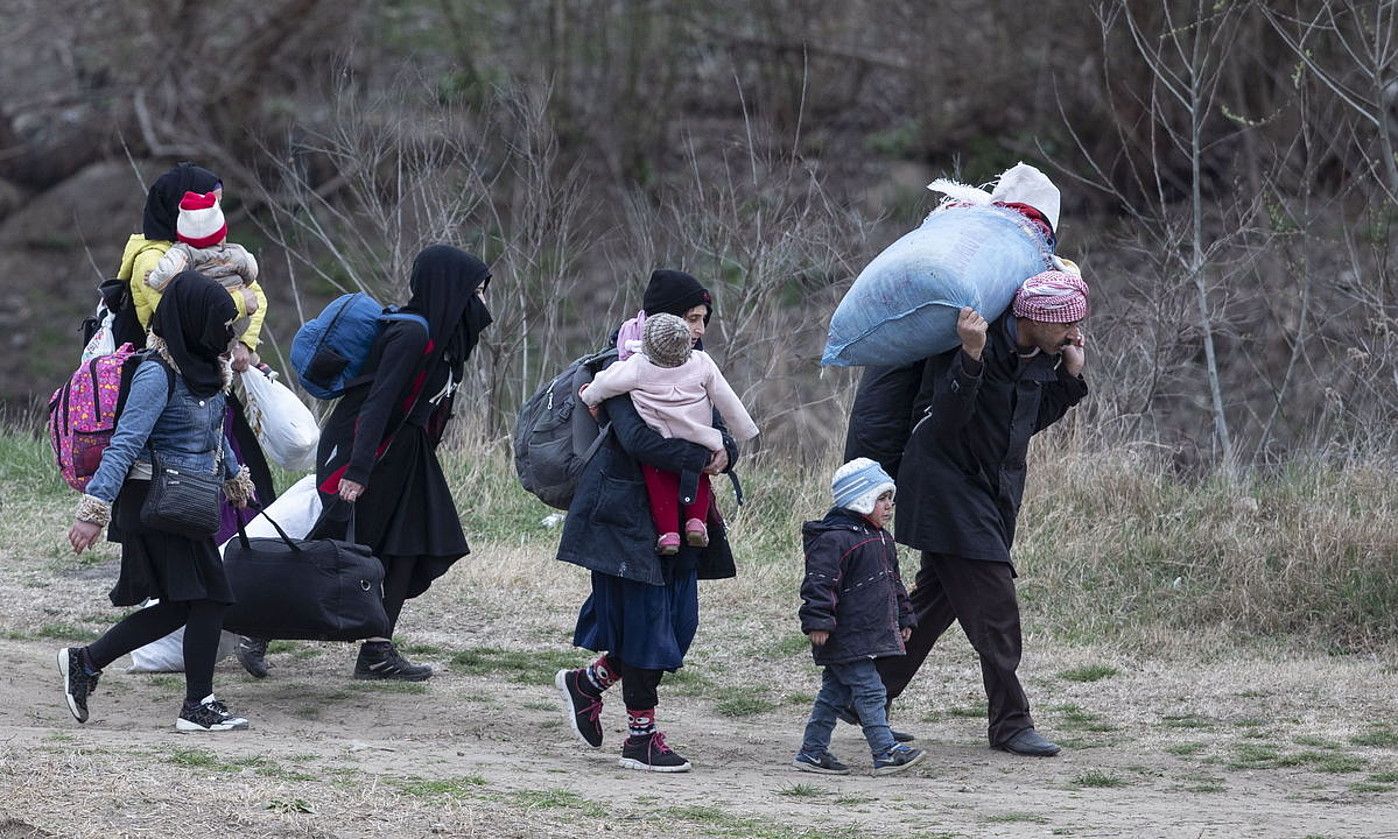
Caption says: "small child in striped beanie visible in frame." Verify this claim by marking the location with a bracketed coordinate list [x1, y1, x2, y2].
[793, 458, 925, 776]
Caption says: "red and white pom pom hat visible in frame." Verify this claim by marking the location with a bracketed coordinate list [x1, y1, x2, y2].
[176, 190, 227, 248]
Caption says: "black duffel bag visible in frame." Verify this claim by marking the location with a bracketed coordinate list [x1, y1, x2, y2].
[222, 508, 390, 641]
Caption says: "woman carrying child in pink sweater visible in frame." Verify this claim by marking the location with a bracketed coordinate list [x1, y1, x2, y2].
[581, 313, 759, 554]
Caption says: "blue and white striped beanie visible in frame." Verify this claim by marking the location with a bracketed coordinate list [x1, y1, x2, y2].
[831, 458, 896, 515]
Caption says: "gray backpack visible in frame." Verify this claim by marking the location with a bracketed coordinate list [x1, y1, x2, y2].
[513, 347, 618, 510]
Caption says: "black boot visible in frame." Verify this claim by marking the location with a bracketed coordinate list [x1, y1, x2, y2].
[354, 641, 432, 682]
[235, 637, 270, 679]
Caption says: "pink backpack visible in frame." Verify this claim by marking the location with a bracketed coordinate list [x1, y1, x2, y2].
[47, 344, 170, 492]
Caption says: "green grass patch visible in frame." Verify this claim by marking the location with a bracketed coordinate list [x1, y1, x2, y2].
[35, 623, 97, 641]
[513, 788, 605, 816]
[776, 783, 829, 799]
[660, 804, 862, 839]
[1348, 781, 1395, 793]
[947, 702, 988, 718]
[1070, 770, 1128, 788]
[147, 674, 184, 692]
[1160, 713, 1215, 730]
[1165, 741, 1207, 756]
[771, 633, 813, 657]
[1051, 703, 1119, 733]
[713, 686, 777, 717]
[449, 646, 581, 684]
[1369, 770, 1398, 783]
[1228, 743, 1284, 770]
[984, 811, 1049, 824]
[1293, 735, 1344, 750]
[1058, 664, 1119, 683]
[1350, 726, 1398, 748]
[266, 640, 299, 654]
[1175, 771, 1226, 793]
[394, 775, 488, 798]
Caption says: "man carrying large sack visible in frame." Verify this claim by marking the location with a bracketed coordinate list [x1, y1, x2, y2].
[844, 269, 1089, 758]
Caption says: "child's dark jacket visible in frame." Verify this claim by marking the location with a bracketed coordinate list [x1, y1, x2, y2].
[799, 507, 915, 666]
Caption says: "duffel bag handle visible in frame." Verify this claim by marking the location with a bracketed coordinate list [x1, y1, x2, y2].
[236, 504, 304, 554]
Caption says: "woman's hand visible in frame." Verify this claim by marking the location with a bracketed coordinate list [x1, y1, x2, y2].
[703, 448, 729, 475]
[901, 626, 913, 642]
[230, 342, 252, 372]
[578, 384, 601, 419]
[68, 521, 103, 554]
[339, 479, 366, 502]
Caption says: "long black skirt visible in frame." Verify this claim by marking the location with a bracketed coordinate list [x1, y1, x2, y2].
[314, 424, 468, 601]
[105, 479, 236, 608]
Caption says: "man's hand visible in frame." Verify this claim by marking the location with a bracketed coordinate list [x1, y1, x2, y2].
[703, 448, 729, 475]
[808, 630, 829, 646]
[578, 384, 601, 419]
[957, 307, 988, 360]
[901, 626, 913, 642]
[230, 342, 252, 372]
[1061, 331, 1086, 377]
[339, 479, 366, 502]
[68, 521, 103, 554]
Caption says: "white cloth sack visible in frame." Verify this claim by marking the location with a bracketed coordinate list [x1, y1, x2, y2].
[238, 367, 320, 471]
[126, 475, 324, 673]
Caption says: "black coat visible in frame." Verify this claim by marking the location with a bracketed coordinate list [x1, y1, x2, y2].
[555, 359, 740, 586]
[844, 313, 1088, 563]
[799, 507, 914, 666]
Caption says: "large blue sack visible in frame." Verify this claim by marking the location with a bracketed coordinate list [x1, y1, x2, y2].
[822, 205, 1052, 367]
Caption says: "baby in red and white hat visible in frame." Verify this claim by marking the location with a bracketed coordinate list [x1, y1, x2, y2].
[145, 190, 260, 343]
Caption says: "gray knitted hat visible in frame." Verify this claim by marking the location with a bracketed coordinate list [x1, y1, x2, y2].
[642, 313, 693, 368]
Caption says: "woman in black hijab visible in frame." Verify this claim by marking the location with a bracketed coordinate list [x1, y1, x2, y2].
[258, 245, 492, 681]
[63, 272, 255, 733]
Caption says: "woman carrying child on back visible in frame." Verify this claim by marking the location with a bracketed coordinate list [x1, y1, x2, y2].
[579, 312, 759, 553]
[59, 272, 256, 733]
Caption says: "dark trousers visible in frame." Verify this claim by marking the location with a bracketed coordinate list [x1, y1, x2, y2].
[612, 655, 664, 711]
[86, 599, 229, 703]
[877, 551, 1033, 746]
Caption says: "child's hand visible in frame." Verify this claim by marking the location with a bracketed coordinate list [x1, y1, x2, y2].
[901, 627, 913, 642]
[807, 630, 829, 646]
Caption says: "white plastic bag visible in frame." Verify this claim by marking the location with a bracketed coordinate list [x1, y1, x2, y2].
[126, 475, 324, 673]
[79, 306, 115, 363]
[238, 474, 323, 541]
[127, 607, 240, 673]
[238, 368, 320, 471]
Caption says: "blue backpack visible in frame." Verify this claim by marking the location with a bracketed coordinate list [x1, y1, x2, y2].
[291, 292, 428, 400]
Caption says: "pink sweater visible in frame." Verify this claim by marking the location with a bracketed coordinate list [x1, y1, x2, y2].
[582, 350, 759, 451]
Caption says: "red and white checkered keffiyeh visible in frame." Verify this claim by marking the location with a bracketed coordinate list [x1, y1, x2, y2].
[1012, 270, 1089, 323]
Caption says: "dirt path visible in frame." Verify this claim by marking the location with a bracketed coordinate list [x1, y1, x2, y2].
[0, 541, 1395, 838]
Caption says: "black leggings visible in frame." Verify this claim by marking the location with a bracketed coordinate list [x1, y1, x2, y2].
[612, 656, 665, 711]
[86, 599, 228, 702]
[382, 555, 415, 635]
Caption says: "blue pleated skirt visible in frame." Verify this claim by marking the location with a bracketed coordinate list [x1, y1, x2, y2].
[572, 568, 699, 671]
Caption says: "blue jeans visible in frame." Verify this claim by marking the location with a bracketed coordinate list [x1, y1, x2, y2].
[798, 658, 896, 760]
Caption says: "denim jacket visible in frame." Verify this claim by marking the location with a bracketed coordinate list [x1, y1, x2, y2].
[85, 359, 242, 505]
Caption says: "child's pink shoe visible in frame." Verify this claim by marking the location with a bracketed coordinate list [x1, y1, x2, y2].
[656, 532, 681, 555]
[684, 518, 709, 547]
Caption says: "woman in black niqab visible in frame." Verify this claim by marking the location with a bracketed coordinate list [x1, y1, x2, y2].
[291, 244, 495, 683]
[148, 272, 236, 398]
[143, 163, 222, 243]
[403, 244, 493, 381]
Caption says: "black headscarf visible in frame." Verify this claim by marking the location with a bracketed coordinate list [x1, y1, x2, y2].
[150, 272, 237, 398]
[142, 163, 221, 242]
[403, 245, 493, 380]
[643, 269, 712, 324]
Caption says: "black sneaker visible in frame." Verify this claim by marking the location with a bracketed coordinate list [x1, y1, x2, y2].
[354, 642, 433, 682]
[619, 731, 691, 773]
[235, 636, 270, 679]
[555, 668, 604, 748]
[56, 647, 100, 723]
[793, 751, 850, 775]
[176, 696, 249, 732]
[873, 743, 926, 776]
